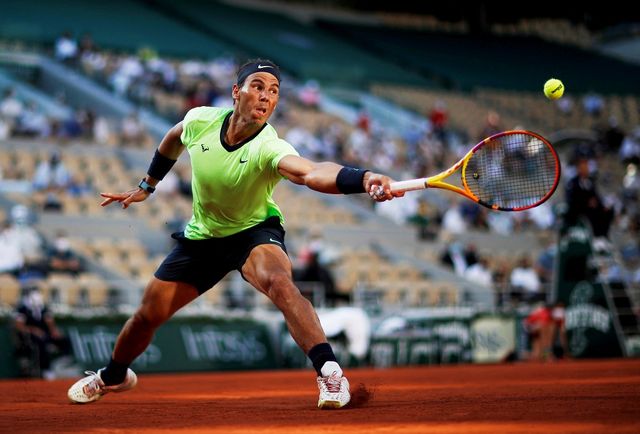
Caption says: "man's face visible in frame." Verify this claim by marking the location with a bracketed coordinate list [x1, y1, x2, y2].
[232, 72, 279, 125]
[577, 159, 589, 177]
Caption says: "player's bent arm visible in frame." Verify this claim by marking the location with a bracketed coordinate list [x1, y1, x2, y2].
[100, 122, 185, 208]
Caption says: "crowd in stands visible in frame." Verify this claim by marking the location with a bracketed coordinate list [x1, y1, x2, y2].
[0, 205, 83, 283]
[1, 28, 639, 317]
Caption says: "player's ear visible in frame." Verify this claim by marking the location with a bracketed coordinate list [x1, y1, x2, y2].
[232, 84, 240, 103]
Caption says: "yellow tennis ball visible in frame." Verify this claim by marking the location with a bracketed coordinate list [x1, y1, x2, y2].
[544, 78, 564, 100]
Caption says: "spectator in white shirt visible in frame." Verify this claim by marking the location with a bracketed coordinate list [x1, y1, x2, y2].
[510, 255, 542, 303]
[464, 256, 493, 288]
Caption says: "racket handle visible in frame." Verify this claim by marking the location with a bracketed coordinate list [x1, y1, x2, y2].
[389, 179, 427, 193]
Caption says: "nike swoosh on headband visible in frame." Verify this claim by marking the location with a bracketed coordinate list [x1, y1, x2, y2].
[257, 65, 272, 69]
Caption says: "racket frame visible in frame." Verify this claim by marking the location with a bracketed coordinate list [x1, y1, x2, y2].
[389, 130, 561, 211]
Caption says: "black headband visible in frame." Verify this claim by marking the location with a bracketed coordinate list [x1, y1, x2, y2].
[236, 61, 281, 86]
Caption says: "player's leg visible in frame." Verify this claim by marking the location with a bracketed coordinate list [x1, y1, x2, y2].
[242, 244, 325, 351]
[106, 278, 199, 377]
[67, 277, 199, 403]
[241, 244, 350, 409]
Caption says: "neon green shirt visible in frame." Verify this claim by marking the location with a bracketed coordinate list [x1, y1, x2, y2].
[180, 106, 299, 239]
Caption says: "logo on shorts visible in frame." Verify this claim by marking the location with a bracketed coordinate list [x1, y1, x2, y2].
[201, 144, 209, 152]
[269, 238, 282, 245]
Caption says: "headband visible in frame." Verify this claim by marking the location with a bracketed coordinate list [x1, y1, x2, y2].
[236, 61, 281, 86]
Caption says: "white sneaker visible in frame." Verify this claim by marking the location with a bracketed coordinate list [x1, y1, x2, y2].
[317, 362, 350, 409]
[67, 368, 137, 404]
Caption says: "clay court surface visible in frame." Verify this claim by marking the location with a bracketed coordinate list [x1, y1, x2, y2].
[1, 358, 638, 433]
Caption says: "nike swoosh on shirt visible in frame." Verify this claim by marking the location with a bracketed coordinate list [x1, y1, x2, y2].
[257, 65, 272, 69]
[240, 159, 248, 163]
[269, 238, 282, 245]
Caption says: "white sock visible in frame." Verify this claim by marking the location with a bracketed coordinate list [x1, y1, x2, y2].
[320, 361, 343, 378]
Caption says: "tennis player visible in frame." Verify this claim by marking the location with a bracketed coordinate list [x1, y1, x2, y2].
[67, 59, 400, 409]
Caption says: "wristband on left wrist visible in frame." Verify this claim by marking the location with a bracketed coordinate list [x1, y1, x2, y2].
[138, 179, 156, 193]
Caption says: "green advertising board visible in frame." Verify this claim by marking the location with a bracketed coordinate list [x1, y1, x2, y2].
[0, 315, 277, 378]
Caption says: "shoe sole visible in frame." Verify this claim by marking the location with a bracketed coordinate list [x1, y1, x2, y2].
[318, 400, 347, 409]
[68, 393, 103, 404]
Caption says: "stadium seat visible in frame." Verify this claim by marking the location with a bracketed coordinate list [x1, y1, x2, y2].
[0, 274, 21, 308]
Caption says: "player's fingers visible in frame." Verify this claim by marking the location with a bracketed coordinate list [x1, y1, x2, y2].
[122, 194, 137, 208]
[100, 197, 115, 207]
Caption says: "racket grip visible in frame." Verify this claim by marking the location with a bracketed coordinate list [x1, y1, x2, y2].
[390, 179, 427, 193]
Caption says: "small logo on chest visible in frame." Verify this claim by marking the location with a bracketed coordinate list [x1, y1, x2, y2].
[200, 144, 209, 152]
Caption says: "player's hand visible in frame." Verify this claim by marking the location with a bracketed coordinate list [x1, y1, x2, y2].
[100, 188, 150, 209]
[364, 172, 404, 202]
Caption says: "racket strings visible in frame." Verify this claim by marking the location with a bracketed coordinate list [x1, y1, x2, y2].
[465, 133, 558, 210]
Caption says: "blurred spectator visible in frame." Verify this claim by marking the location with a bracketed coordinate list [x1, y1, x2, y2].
[564, 157, 614, 240]
[582, 92, 604, 117]
[93, 116, 113, 145]
[5, 205, 46, 275]
[13, 285, 72, 379]
[66, 174, 91, 197]
[16, 101, 50, 137]
[375, 190, 417, 225]
[356, 109, 370, 134]
[523, 301, 569, 361]
[429, 99, 448, 142]
[440, 240, 478, 276]
[294, 251, 347, 307]
[407, 198, 440, 241]
[525, 201, 555, 230]
[509, 255, 542, 303]
[598, 116, 625, 154]
[120, 112, 146, 146]
[0, 88, 24, 123]
[487, 208, 515, 235]
[620, 127, 640, 165]
[550, 301, 569, 359]
[536, 238, 557, 285]
[33, 151, 72, 211]
[33, 151, 71, 191]
[296, 229, 340, 268]
[478, 110, 502, 141]
[0, 219, 24, 275]
[464, 256, 493, 287]
[54, 31, 78, 65]
[48, 231, 82, 275]
[556, 95, 574, 116]
[298, 80, 321, 107]
[78, 32, 96, 57]
[285, 125, 322, 159]
[523, 302, 554, 361]
[441, 200, 467, 235]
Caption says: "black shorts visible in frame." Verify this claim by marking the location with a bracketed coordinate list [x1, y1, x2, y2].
[154, 217, 287, 294]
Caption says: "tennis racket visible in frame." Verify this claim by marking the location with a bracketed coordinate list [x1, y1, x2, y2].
[384, 130, 560, 211]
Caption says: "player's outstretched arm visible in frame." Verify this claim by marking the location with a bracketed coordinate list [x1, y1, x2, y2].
[100, 122, 185, 209]
[277, 155, 402, 201]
